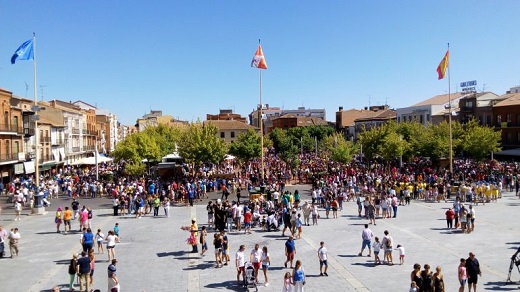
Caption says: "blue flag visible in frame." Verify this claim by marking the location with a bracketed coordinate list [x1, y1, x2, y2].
[11, 39, 34, 64]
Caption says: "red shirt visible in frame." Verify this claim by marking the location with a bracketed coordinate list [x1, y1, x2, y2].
[244, 212, 252, 223]
[445, 209, 455, 220]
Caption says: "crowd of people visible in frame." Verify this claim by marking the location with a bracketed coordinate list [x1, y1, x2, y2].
[1, 153, 519, 291]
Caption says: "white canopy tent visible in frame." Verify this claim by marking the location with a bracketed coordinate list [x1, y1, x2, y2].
[71, 154, 113, 165]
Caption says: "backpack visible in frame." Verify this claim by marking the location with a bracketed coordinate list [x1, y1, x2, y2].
[88, 210, 93, 219]
[385, 237, 392, 248]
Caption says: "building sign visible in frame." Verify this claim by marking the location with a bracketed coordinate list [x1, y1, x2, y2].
[460, 80, 477, 93]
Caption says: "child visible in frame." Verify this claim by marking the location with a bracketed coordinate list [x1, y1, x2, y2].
[295, 213, 303, 239]
[113, 223, 120, 240]
[200, 226, 208, 256]
[372, 237, 381, 265]
[409, 281, 419, 292]
[396, 244, 405, 265]
[282, 272, 293, 292]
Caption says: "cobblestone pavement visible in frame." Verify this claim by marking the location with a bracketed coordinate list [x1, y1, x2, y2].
[0, 186, 519, 291]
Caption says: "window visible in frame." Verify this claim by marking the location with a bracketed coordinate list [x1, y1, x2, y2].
[14, 141, 19, 154]
[230, 132, 235, 138]
[507, 114, 512, 123]
[507, 132, 512, 142]
[426, 114, 430, 122]
[4, 111, 8, 127]
[5, 140, 9, 155]
[486, 116, 491, 126]
[397, 117, 400, 123]
[466, 101, 473, 108]
[220, 132, 225, 138]
[497, 115, 502, 124]
[13, 116, 18, 129]
[419, 115, 424, 124]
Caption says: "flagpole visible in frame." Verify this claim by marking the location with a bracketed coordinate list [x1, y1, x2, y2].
[447, 42, 453, 174]
[259, 59, 264, 184]
[33, 32, 40, 189]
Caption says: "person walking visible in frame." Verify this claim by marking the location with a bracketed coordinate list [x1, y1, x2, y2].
[81, 228, 94, 253]
[67, 253, 79, 292]
[8, 227, 20, 258]
[235, 245, 246, 286]
[284, 236, 296, 268]
[445, 208, 455, 229]
[190, 218, 198, 253]
[292, 259, 306, 292]
[76, 251, 91, 292]
[261, 246, 270, 286]
[458, 258, 467, 292]
[14, 200, 22, 221]
[105, 230, 118, 262]
[250, 243, 262, 284]
[318, 241, 328, 276]
[465, 252, 481, 292]
[107, 259, 120, 292]
[95, 228, 105, 254]
[358, 224, 373, 257]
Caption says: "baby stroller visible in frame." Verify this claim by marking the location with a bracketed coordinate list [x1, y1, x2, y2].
[243, 262, 258, 291]
[266, 213, 279, 232]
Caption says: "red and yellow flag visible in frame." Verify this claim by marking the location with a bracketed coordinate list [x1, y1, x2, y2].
[436, 50, 449, 80]
[251, 45, 268, 69]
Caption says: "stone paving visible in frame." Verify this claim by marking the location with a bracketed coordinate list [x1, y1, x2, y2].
[0, 186, 519, 291]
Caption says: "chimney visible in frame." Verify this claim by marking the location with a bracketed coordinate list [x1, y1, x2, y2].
[339, 106, 343, 111]
[364, 107, 368, 110]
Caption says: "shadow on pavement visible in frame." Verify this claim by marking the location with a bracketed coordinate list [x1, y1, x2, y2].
[183, 262, 215, 270]
[53, 259, 70, 265]
[483, 281, 520, 291]
[157, 250, 185, 257]
[337, 254, 358, 258]
[35, 231, 62, 235]
[204, 280, 242, 291]
[351, 262, 377, 267]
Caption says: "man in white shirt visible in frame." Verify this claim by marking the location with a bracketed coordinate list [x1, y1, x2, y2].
[318, 241, 328, 276]
[235, 245, 246, 285]
[359, 224, 374, 257]
[250, 244, 262, 283]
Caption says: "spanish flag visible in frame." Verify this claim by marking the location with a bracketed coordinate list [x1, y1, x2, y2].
[436, 50, 449, 80]
[251, 45, 268, 69]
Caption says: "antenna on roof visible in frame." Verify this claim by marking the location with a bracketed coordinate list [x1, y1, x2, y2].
[39, 85, 47, 102]
[368, 95, 371, 108]
[24, 82, 29, 98]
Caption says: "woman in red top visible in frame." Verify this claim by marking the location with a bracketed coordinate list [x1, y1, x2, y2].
[445, 208, 455, 229]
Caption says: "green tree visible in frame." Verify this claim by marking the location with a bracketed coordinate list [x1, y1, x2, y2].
[229, 129, 261, 162]
[112, 131, 161, 163]
[462, 119, 501, 160]
[322, 133, 357, 163]
[177, 122, 228, 165]
[143, 123, 184, 158]
[124, 161, 146, 177]
[380, 131, 406, 162]
[357, 124, 387, 160]
[396, 121, 427, 160]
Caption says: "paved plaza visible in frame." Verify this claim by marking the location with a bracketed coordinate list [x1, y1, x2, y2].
[0, 187, 519, 291]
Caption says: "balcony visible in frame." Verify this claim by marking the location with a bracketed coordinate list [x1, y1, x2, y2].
[52, 139, 64, 146]
[0, 152, 19, 163]
[38, 154, 54, 164]
[83, 145, 95, 152]
[0, 124, 23, 135]
[82, 129, 91, 135]
[72, 129, 80, 135]
[24, 128, 35, 137]
[40, 136, 51, 143]
[71, 147, 81, 153]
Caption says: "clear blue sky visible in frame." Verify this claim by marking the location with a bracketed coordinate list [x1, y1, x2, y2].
[2, 1, 520, 125]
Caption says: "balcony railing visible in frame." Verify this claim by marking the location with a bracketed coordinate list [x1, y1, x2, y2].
[83, 145, 95, 152]
[38, 154, 54, 164]
[24, 128, 35, 136]
[71, 147, 81, 153]
[40, 136, 51, 143]
[52, 139, 64, 146]
[0, 152, 19, 162]
[0, 124, 23, 134]
[72, 129, 80, 135]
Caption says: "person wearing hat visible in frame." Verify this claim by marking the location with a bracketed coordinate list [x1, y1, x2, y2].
[107, 258, 120, 292]
[190, 218, 199, 253]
